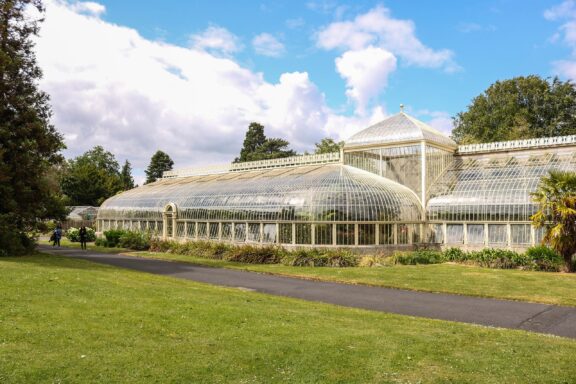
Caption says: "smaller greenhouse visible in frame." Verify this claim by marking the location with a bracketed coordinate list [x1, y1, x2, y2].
[97, 111, 576, 249]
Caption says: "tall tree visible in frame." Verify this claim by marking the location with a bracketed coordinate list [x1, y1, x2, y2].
[314, 138, 343, 154]
[531, 171, 576, 272]
[120, 160, 135, 190]
[145, 150, 174, 184]
[234, 122, 296, 162]
[0, 0, 66, 255]
[60, 146, 123, 206]
[452, 76, 576, 144]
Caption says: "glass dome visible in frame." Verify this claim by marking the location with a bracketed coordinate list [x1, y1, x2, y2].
[98, 164, 423, 223]
[345, 112, 457, 149]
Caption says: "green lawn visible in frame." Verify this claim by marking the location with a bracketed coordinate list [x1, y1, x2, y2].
[131, 250, 576, 307]
[39, 238, 131, 253]
[1, 253, 575, 383]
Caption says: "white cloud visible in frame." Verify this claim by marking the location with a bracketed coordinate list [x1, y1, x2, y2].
[316, 5, 458, 115]
[316, 5, 458, 70]
[69, 1, 105, 16]
[190, 25, 242, 55]
[335, 46, 397, 114]
[252, 33, 285, 57]
[36, 0, 376, 180]
[418, 110, 454, 136]
[545, 1, 576, 78]
[286, 17, 305, 29]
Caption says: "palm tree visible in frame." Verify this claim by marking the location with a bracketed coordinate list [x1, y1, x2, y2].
[531, 171, 576, 272]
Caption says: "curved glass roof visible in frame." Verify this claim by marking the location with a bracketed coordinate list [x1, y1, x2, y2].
[345, 112, 457, 149]
[427, 150, 576, 222]
[98, 164, 423, 223]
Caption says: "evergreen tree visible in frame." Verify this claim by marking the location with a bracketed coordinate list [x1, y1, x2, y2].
[145, 150, 174, 184]
[452, 76, 576, 144]
[234, 122, 296, 162]
[0, 0, 66, 255]
[314, 138, 343, 154]
[60, 146, 123, 206]
[120, 160, 135, 190]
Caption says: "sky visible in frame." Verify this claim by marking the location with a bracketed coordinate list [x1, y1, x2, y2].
[33, 0, 576, 184]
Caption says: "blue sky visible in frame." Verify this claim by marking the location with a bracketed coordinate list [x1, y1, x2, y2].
[34, 0, 576, 182]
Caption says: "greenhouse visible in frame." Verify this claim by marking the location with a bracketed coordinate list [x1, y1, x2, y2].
[97, 111, 576, 249]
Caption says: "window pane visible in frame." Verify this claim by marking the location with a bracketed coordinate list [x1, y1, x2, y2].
[446, 224, 463, 244]
[511, 224, 530, 245]
[197, 222, 207, 239]
[379, 224, 394, 245]
[295, 224, 312, 244]
[336, 224, 354, 245]
[262, 223, 277, 243]
[209, 223, 219, 239]
[398, 224, 410, 244]
[234, 223, 246, 242]
[186, 222, 196, 238]
[221, 223, 232, 240]
[279, 223, 292, 244]
[467, 224, 484, 245]
[358, 224, 375, 245]
[315, 224, 332, 245]
[488, 224, 507, 245]
[247, 223, 261, 242]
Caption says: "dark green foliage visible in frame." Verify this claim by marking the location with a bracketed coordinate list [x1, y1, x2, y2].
[443, 247, 467, 262]
[531, 171, 576, 272]
[392, 250, 444, 265]
[66, 227, 96, 242]
[102, 230, 127, 247]
[145, 150, 174, 184]
[118, 231, 151, 251]
[452, 76, 576, 144]
[281, 248, 358, 267]
[60, 146, 123, 206]
[525, 246, 564, 272]
[0, 0, 67, 255]
[234, 122, 296, 162]
[464, 249, 530, 269]
[226, 244, 281, 264]
[120, 160, 135, 190]
[314, 138, 343, 154]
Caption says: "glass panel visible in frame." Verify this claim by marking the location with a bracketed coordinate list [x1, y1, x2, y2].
[197, 222, 207, 239]
[262, 223, 277, 243]
[488, 224, 507, 244]
[358, 224, 375, 245]
[176, 222, 185, 237]
[209, 223, 219, 239]
[379, 224, 394, 244]
[511, 224, 531, 245]
[467, 224, 484, 245]
[534, 226, 545, 245]
[427, 224, 443, 243]
[295, 224, 312, 245]
[446, 224, 464, 244]
[186, 222, 196, 238]
[149, 221, 156, 231]
[247, 223, 261, 242]
[156, 221, 163, 233]
[221, 223, 232, 240]
[398, 224, 410, 244]
[140, 221, 147, 231]
[412, 224, 421, 243]
[315, 224, 332, 245]
[279, 223, 292, 244]
[336, 224, 354, 245]
[234, 223, 246, 242]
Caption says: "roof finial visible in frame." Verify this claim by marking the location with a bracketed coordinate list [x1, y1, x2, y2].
[400, 104, 404, 113]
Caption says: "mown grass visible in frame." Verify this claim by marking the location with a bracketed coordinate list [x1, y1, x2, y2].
[38, 238, 131, 254]
[132, 250, 576, 307]
[1, 253, 576, 383]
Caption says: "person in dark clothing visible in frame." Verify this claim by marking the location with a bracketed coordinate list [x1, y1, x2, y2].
[53, 225, 62, 247]
[79, 226, 88, 250]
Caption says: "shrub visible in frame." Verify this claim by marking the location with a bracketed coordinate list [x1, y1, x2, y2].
[94, 238, 108, 247]
[225, 244, 281, 264]
[281, 248, 358, 267]
[66, 227, 96, 242]
[393, 250, 444, 265]
[359, 254, 390, 267]
[443, 247, 466, 262]
[103, 230, 129, 247]
[525, 246, 564, 272]
[118, 231, 151, 251]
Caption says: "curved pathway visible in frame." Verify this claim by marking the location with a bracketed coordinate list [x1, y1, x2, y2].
[38, 245, 576, 339]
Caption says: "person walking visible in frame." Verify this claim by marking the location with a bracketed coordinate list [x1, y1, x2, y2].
[79, 226, 88, 250]
[54, 224, 62, 247]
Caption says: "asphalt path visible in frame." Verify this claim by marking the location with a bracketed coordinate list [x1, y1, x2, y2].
[38, 245, 576, 339]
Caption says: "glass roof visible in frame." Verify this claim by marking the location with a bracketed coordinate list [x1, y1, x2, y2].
[427, 150, 576, 221]
[345, 112, 457, 149]
[98, 164, 423, 223]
